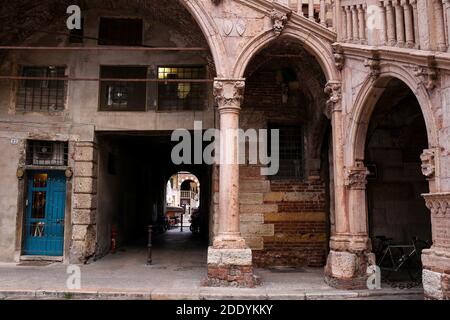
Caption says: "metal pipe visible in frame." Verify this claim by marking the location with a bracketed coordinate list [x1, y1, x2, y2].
[147, 225, 152, 265]
[0, 76, 214, 83]
[0, 46, 208, 52]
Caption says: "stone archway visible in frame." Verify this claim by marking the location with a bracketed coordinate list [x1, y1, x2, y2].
[332, 68, 439, 289]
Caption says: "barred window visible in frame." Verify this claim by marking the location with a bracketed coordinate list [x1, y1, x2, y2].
[26, 140, 69, 166]
[269, 125, 303, 179]
[99, 66, 147, 111]
[16, 66, 67, 112]
[157, 66, 207, 111]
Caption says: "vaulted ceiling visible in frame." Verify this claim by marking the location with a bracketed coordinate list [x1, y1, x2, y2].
[0, 0, 211, 64]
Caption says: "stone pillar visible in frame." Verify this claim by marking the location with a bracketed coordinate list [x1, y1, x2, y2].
[298, 0, 304, 17]
[352, 5, 360, 42]
[357, 4, 366, 44]
[379, 2, 388, 45]
[341, 6, 348, 41]
[422, 193, 450, 299]
[433, 0, 448, 51]
[346, 6, 353, 42]
[70, 141, 98, 264]
[402, 0, 415, 47]
[309, 0, 315, 20]
[206, 78, 256, 288]
[324, 82, 374, 290]
[386, 1, 397, 45]
[410, 0, 420, 48]
[320, 0, 327, 26]
[444, 0, 450, 51]
[394, 0, 406, 47]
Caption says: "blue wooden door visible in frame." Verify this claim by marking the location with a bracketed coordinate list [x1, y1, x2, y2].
[23, 171, 66, 256]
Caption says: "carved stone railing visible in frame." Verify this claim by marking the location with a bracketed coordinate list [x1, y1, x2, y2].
[337, 0, 449, 52]
[276, 0, 335, 28]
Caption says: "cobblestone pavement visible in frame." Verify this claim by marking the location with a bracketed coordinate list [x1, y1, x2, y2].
[0, 230, 424, 300]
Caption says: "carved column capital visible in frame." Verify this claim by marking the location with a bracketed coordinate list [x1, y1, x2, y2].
[324, 81, 342, 118]
[344, 161, 370, 190]
[269, 9, 291, 36]
[423, 193, 450, 216]
[213, 78, 245, 113]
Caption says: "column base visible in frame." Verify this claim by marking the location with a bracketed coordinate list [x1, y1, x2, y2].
[422, 249, 450, 300]
[324, 250, 375, 290]
[204, 247, 259, 288]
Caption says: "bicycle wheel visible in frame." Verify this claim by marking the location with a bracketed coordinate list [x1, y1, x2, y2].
[406, 255, 422, 282]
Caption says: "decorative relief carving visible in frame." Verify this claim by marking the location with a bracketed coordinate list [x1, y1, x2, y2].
[213, 79, 246, 108]
[413, 57, 438, 91]
[220, 19, 247, 37]
[364, 51, 381, 81]
[211, 0, 222, 5]
[421, 148, 437, 178]
[324, 81, 342, 118]
[332, 44, 345, 71]
[269, 9, 290, 35]
[423, 193, 450, 216]
[344, 161, 370, 190]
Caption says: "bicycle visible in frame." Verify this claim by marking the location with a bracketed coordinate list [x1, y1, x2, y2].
[376, 236, 430, 281]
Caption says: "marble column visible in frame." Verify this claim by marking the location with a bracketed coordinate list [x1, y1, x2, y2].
[385, 1, 397, 46]
[352, 5, 360, 42]
[394, 0, 406, 47]
[358, 4, 366, 44]
[346, 6, 353, 42]
[379, 2, 388, 45]
[324, 82, 374, 290]
[206, 78, 256, 288]
[298, 0, 305, 17]
[341, 6, 348, 42]
[410, 0, 420, 48]
[434, 0, 448, 51]
[444, 0, 450, 51]
[309, 0, 315, 20]
[402, 0, 415, 47]
[320, 0, 327, 26]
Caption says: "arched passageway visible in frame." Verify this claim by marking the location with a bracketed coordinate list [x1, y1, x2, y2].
[238, 38, 332, 268]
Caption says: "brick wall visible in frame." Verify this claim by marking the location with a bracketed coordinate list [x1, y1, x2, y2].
[237, 64, 329, 268]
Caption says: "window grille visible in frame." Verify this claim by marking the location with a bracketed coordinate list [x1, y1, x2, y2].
[157, 66, 207, 111]
[26, 141, 69, 166]
[269, 125, 303, 179]
[16, 66, 67, 112]
[99, 66, 147, 111]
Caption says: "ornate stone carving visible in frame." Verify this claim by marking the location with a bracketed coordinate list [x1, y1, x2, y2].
[332, 44, 345, 71]
[269, 9, 290, 35]
[363, 50, 381, 81]
[421, 148, 436, 178]
[211, 0, 222, 5]
[344, 161, 370, 190]
[213, 79, 246, 108]
[423, 193, 450, 216]
[324, 81, 342, 118]
[413, 57, 438, 90]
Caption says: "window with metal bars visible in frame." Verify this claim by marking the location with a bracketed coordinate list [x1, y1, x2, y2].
[157, 66, 207, 111]
[99, 66, 147, 111]
[16, 66, 67, 112]
[26, 141, 69, 166]
[268, 124, 304, 179]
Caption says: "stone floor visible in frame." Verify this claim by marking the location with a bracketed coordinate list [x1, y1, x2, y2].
[0, 230, 424, 300]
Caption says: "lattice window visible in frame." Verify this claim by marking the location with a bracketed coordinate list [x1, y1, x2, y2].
[269, 125, 304, 179]
[157, 66, 207, 111]
[99, 66, 147, 111]
[26, 140, 69, 166]
[16, 66, 67, 112]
